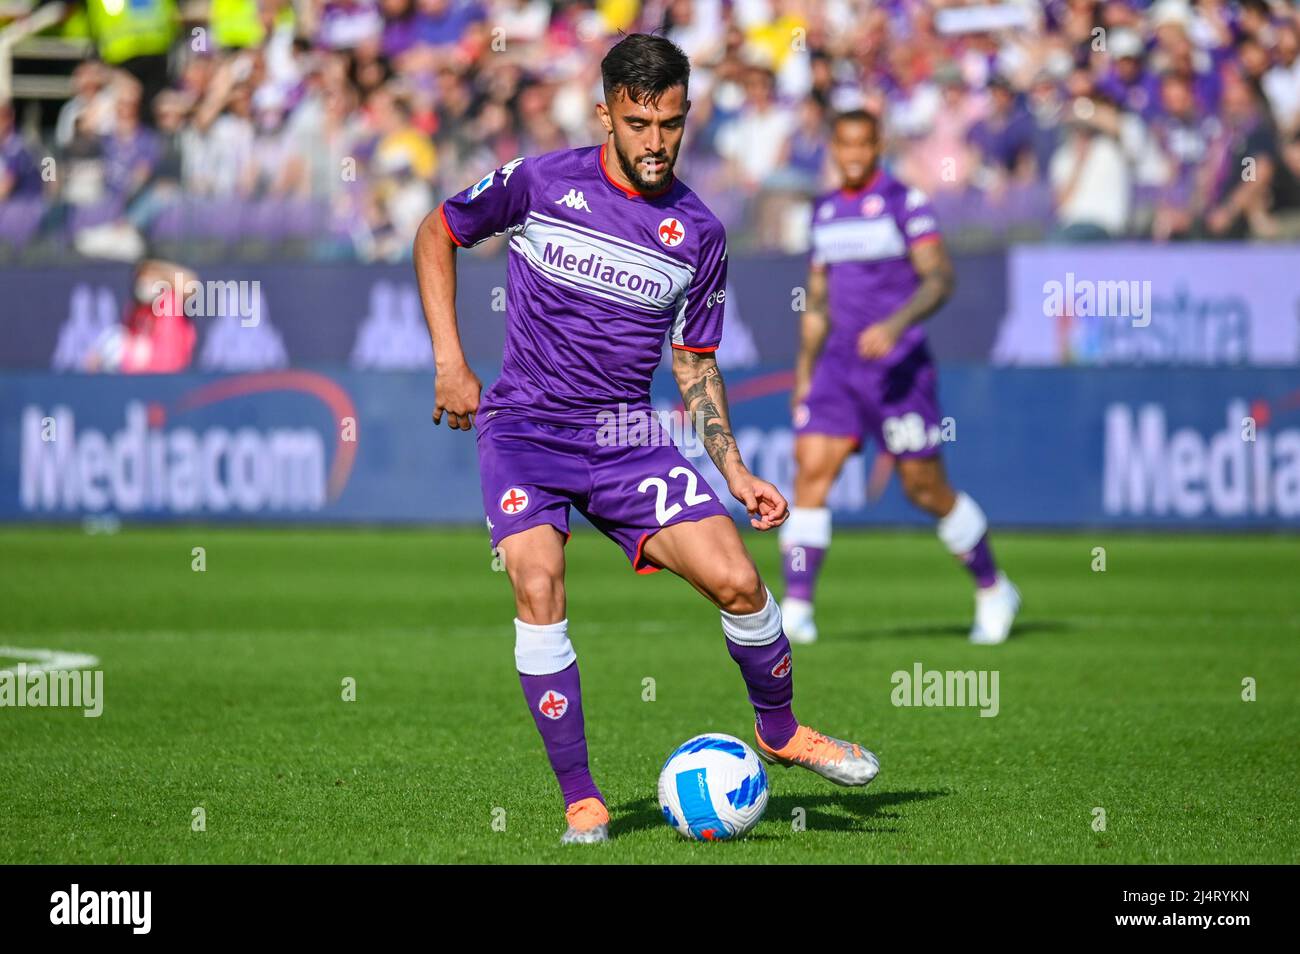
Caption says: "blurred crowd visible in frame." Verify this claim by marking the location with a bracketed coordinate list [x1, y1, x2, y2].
[3, 0, 1300, 262]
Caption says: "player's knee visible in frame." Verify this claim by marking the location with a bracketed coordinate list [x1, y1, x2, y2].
[709, 563, 765, 614]
[903, 473, 952, 516]
[511, 566, 565, 622]
[793, 471, 833, 507]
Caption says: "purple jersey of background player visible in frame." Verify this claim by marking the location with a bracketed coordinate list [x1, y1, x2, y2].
[438, 144, 728, 426]
[810, 167, 941, 366]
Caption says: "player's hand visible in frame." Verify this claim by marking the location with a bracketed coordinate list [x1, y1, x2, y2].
[857, 318, 903, 360]
[728, 471, 789, 531]
[433, 363, 482, 431]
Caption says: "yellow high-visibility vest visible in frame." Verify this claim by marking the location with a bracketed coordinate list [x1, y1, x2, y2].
[211, 0, 265, 49]
[86, 0, 177, 64]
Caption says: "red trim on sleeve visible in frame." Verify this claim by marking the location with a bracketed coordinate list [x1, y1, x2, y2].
[908, 232, 942, 248]
[438, 203, 464, 247]
[670, 343, 719, 353]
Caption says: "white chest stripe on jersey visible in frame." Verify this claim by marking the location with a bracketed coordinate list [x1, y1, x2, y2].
[511, 211, 695, 313]
[812, 216, 908, 264]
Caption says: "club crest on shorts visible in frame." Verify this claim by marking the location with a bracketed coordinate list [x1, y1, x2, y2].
[658, 217, 686, 247]
[793, 403, 810, 429]
[538, 690, 568, 720]
[770, 653, 792, 678]
[499, 487, 529, 515]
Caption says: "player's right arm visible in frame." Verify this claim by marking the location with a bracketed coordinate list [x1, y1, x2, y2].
[414, 209, 480, 431]
[414, 156, 531, 431]
[792, 262, 829, 409]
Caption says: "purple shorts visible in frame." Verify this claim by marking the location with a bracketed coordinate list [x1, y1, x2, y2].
[794, 341, 944, 459]
[476, 412, 730, 573]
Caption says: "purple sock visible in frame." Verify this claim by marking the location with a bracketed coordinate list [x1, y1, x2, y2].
[962, 533, 999, 589]
[518, 662, 603, 808]
[726, 631, 799, 750]
[782, 543, 826, 601]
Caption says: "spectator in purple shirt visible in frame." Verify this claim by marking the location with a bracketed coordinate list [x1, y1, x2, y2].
[1150, 72, 1223, 239]
[0, 99, 43, 200]
[415, 0, 484, 50]
[966, 77, 1036, 182]
[380, 0, 422, 59]
[101, 87, 160, 201]
[1096, 27, 1159, 119]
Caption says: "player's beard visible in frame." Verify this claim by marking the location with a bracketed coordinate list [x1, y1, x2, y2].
[615, 142, 675, 193]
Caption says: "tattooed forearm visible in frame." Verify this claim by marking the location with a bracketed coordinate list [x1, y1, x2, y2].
[674, 350, 745, 479]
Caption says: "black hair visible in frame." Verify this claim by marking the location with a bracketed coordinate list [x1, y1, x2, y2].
[601, 33, 691, 107]
[831, 108, 879, 137]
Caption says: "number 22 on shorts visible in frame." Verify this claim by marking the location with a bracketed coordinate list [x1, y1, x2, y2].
[638, 466, 713, 525]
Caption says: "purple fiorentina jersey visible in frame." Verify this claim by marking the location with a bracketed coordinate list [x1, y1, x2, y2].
[439, 144, 728, 426]
[810, 168, 940, 364]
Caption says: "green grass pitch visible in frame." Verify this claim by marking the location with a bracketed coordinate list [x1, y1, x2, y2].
[1, 526, 1296, 864]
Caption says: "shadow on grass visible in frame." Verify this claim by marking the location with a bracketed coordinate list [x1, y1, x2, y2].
[611, 787, 948, 839]
[840, 619, 1074, 641]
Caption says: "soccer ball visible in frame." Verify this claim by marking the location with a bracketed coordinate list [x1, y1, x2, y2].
[657, 733, 769, 841]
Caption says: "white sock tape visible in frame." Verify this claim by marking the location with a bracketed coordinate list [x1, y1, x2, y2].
[720, 588, 783, 647]
[514, 617, 576, 675]
[779, 506, 832, 549]
[937, 492, 987, 555]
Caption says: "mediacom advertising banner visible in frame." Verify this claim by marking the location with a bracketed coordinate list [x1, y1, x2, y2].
[2, 367, 1298, 529]
[995, 244, 1300, 367]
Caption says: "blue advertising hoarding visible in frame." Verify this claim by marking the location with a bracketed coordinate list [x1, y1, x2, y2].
[3, 366, 1297, 529]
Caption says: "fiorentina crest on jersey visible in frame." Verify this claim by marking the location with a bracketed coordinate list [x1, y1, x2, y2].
[538, 690, 569, 720]
[861, 194, 886, 218]
[499, 487, 529, 514]
[658, 217, 686, 247]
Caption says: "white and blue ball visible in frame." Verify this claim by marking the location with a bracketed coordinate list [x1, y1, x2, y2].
[657, 733, 769, 841]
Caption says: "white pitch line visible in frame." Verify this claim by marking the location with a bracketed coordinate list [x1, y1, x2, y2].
[0, 646, 100, 674]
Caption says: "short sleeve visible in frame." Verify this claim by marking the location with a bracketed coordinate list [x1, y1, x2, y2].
[809, 199, 829, 267]
[896, 185, 940, 247]
[438, 156, 531, 248]
[670, 224, 728, 353]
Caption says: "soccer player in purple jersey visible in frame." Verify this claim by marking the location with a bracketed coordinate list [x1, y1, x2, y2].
[414, 34, 878, 844]
[781, 110, 1020, 646]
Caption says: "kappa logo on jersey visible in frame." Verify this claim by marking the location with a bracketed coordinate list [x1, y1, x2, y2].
[538, 690, 569, 720]
[555, 189, 592, 212]
[657, 217, 686, 247]
[861, 194, 886, 218]
[905, 187, 929, 210]
[817, 202, 835, 221]
[499, 487, 530, 514]
[501, 156, 524, 186]
[770, 653, 792, 679]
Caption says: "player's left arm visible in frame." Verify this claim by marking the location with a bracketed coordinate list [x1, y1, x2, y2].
[673, 349, 788, 531]
[858, 211, 956, 359]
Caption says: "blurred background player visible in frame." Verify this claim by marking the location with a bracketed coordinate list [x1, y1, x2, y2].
[416, 34, 880, 845]
[781, 109, 1019, 646]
